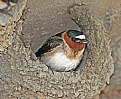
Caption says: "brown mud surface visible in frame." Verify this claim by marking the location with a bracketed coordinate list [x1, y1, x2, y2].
[23, 0, 121, 98]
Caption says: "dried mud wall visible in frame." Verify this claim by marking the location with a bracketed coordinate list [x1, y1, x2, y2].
[0, 0, 117, 99]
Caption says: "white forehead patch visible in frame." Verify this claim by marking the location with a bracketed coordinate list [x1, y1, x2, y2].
[75, 35, 86, 39]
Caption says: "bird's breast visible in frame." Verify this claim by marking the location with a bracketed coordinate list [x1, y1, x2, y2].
[46, 52, 80, 72]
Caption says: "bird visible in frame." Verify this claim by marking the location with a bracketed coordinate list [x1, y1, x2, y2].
[0, 0, 18, 16]
[35, 30, 87, 72]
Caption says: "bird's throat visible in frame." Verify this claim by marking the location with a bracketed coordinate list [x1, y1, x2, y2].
[64, 32, 85, 52]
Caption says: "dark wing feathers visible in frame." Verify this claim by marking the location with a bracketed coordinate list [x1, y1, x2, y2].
[35, 32, 64, 57]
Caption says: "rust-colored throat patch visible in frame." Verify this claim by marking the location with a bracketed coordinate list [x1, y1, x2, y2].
[64, 32, 85, 52]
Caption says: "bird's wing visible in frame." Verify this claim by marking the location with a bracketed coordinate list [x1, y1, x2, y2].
[35, 32, 64, 57]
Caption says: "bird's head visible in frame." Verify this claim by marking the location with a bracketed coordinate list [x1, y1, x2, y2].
[64, 30, 87, 52]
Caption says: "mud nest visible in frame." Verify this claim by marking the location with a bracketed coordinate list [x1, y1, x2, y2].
[0, 3, 114, 99]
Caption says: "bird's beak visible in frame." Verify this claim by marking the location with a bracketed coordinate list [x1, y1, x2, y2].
[79, 39, 87, 44]
[75, 35, 87, 43]
[75, 39, 87, 44]
[75, 35, 86, 39]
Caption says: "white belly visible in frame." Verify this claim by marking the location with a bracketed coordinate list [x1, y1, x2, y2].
[46, 52, 80, 72]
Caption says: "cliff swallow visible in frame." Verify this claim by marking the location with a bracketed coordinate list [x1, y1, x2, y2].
[35, 30, 87, 72]
[0, 0, 18, 16]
